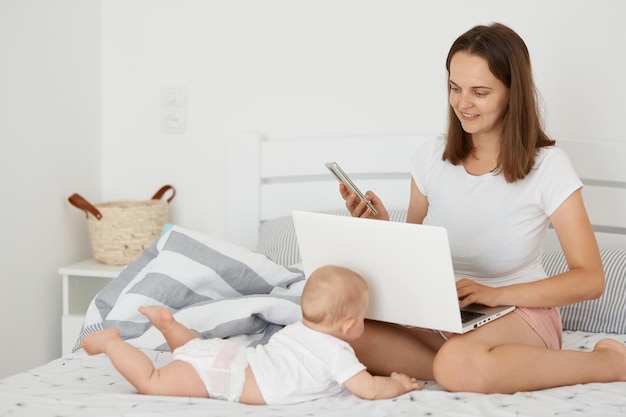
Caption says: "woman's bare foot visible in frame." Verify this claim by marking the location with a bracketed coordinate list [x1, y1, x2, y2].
[81, 329, 121, 355]
[594, 338, 626, 381]
[139, 305, 176, 332]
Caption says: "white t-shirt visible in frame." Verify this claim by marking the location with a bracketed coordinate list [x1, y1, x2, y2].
[246, 321, 366, 404]
[410, 136, 582, 287]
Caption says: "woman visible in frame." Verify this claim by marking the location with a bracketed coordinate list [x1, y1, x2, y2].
[341, 22, 626, 393]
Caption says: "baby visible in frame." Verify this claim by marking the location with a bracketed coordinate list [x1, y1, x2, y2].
[81, 264, 421, 404]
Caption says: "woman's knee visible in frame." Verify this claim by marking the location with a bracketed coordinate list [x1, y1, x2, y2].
[433, 339, 491, 393]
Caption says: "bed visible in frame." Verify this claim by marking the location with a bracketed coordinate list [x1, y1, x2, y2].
[2, 133, 626, 417]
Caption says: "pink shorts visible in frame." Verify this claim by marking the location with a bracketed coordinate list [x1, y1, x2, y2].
[422, 307, 563, 350]
[514, 307, 563, 350]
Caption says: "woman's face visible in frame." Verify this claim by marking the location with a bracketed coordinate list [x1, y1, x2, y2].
[448, 51, 509, 141]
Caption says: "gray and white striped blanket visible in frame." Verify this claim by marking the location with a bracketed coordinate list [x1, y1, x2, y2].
[75, 226, 305, 352]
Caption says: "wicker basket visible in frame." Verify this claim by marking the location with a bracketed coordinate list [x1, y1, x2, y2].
[68, 185, 176, 265]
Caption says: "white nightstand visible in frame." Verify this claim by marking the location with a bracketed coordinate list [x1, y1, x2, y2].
[59, 259, 125, 355]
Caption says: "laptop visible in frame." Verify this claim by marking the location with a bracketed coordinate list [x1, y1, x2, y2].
[292, 210, 515, 334]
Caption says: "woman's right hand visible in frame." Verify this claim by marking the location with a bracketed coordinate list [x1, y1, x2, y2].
[339, 183, 389, 220]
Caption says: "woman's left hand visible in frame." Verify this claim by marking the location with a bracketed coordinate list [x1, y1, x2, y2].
[456, 278, 502, 308]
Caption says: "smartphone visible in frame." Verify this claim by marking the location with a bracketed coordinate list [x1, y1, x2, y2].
[325, 162, 379, 216]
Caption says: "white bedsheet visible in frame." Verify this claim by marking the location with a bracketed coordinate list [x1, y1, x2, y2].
[2, 331, 626, 417]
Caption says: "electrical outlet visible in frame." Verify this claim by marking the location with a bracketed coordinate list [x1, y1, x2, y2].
[161, 85, 186, 134]
[161, 109, 186, 133]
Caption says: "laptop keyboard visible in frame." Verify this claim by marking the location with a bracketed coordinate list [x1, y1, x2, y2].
[460, 310, 485, 323]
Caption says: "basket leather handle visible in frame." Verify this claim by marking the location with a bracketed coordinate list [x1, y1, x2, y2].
[68, 193, 103, 220]
[151, 185, 176, 203]
[69, 186, 174, 220]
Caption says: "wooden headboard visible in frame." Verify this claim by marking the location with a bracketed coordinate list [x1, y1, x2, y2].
[227, 133, 626, 252]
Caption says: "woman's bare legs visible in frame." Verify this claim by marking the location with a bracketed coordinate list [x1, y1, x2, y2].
[433, 313, 626, 393]
[81, 328, 208, 397]
[351, 320, 444, 380]
[355, 316, 626, 393]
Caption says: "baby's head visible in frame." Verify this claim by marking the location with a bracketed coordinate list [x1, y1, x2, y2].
[301, 265, 369, 338]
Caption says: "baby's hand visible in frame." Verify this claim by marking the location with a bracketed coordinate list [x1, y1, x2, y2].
[391, 371, 422, 392]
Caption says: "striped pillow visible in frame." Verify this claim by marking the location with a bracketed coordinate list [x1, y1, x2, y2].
[543, 248, 626, 333]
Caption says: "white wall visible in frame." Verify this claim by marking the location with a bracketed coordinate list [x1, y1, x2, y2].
[101, 0, 626, 241]
[1, 0, 624, 379]
[0, 1, 101, 377]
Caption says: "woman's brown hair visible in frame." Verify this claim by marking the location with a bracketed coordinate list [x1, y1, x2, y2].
[443, 23, 555, 182]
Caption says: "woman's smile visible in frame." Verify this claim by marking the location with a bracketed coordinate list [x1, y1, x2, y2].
[449, 51, 509, 140]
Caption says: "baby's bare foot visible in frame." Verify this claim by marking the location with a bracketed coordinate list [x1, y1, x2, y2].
[139, 305, 176, 332]
[594, 338, 626, 381]
[81, 329, 121, 355]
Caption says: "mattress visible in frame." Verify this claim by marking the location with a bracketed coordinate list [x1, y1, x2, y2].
[2, 330, 626, 417]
